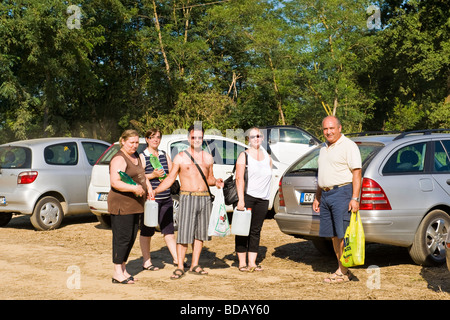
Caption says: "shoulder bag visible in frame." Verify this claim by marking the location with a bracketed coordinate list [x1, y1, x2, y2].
[223, 151, 248, 206]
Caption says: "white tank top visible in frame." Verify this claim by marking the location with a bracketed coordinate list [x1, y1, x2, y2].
[246, 147, 272, 200]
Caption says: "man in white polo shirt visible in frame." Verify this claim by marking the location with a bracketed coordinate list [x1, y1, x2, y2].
[312, 115, 362, 283]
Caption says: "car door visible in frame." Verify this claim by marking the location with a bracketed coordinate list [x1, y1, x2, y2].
[41, 142, 88, 212]
[268, 127, 317, 165]
[380, 141, 432, 213]
[431, 139, 450, 197]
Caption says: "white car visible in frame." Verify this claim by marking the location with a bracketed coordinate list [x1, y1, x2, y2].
[88, 134, 289, 227]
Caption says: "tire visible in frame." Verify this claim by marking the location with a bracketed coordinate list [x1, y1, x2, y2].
[96, 214, 111, 228]
[0, 213, 12, 227]
[171, 194, 179, 231]
[408, 209, 450, 266]
[30, 196, 64, 231]
[312, 238, 335, 256]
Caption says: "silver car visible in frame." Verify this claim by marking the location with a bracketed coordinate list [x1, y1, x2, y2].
[0, 138, 110, 230]
[275, 130, 450, 266]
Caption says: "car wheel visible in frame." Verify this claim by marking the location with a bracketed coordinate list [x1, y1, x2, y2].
[97, 214, 111, 229]
[0, 213, 12, 227]
[30, 196, 64, 231]
[312, 238, 335, 256]
[408, 209, 450, 266]
[171, 194, 179, 231]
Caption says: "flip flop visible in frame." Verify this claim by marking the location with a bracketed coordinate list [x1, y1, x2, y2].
[238, 266, 249, 272]
[189, 265, 208, 275]
[170, 268, 185, 280]
[142, 264, 160, 271]
[248, 265, 264, 272]
[112, 277, 134, 284]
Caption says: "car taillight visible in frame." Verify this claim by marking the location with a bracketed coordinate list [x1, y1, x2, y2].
[17, 171, 38, 184]
[360, 178, 392, 210]
[278, 178, 285, 207]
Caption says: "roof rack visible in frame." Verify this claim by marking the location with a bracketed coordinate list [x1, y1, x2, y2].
[393, 128, 450, 141]
[345, 131, 402, 137]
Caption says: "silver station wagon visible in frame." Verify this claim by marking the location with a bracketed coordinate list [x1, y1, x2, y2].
[0, 138, 110, 230]
[275, 130, 450, 266]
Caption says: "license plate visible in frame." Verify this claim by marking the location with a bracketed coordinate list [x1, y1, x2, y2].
[98, 193, 108, 201]
[0, 196, 6, 205]
[300, 192, 315, 204]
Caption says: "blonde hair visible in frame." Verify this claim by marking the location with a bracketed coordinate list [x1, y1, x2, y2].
[119, 129, 139, 147]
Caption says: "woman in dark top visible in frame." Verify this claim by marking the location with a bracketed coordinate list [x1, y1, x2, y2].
[139, 128, 178, 270]
[108, 129, 153, 284]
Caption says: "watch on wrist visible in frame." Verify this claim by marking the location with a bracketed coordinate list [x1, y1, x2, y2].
[351, 197, 360, 202]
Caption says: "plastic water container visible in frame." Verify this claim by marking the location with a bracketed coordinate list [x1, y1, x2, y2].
[144, 198, 158, 227]
[231, 207, 252, 236]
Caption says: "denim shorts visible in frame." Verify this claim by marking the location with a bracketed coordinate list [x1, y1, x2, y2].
[318, 183, 352, 239]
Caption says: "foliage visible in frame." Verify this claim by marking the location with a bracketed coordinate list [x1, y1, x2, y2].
[0, 0, 448, 144]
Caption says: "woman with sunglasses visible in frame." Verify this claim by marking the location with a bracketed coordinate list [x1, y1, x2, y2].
[234, 127, 272, 272]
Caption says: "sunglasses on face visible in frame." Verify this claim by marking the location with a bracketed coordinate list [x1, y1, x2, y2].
[190, 136, 203, 141]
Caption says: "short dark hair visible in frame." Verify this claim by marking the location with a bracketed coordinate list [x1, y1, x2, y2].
[188, 124, 205, 135]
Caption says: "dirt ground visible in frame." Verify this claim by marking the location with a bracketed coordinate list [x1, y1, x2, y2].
[1, 213, 449, 303]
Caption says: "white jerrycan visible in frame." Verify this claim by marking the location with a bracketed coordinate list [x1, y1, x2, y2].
[144, 197, 158, 227]
[231, 207, 251, 236]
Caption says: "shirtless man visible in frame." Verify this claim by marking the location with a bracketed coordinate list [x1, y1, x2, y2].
[154, 124, 224, 279]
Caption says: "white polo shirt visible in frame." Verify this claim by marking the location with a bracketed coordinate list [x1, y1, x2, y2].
[318, 134, 361, 189]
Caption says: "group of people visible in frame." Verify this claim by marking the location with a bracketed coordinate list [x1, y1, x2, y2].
[107, 116, 362, 285]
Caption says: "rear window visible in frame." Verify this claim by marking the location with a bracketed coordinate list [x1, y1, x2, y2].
[0, 146, 32, 169]
[286, 142, 384, 175]
[96, 143, 147, 165]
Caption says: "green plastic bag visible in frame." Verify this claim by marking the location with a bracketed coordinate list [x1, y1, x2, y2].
[340, 211, 365, 267]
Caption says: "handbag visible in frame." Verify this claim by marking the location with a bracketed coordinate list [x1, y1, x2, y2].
[208, 190, 230, 237]
[170, 180, 180, 195]
[340, 211, 365, 267]
[184, 151, 215, 202]
[223, 151, 248, 205]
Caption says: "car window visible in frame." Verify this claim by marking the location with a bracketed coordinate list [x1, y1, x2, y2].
[206, 139, 246, 165]
[82, 142, 110, 166]
[382, 142, 427, 174]
[169, 140, 211, 160]
[287, 143, 384, 175]
[433, 140, 450, 173]
[44, 142, 78, 166]
[279, 128, 312, 145]
[96, 143, 146, 165]
[287, 147, 320, 174]
[0, 147, 32, 169]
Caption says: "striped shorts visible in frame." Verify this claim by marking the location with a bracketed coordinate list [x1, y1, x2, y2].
[177, 193, 212, 244]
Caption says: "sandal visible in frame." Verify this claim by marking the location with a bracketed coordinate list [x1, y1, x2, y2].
[142, 264, 159, 271]
[238, 266, 248, 272]
[112, 277, 134, 284]
[248, 265, 264, 272]
[189, 265, 208, 275]
[323, 271, 353, 284]
[170, 268, 185, 280]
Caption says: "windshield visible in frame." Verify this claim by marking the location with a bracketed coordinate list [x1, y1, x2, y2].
[96, 143, 147, 165]
[0, 146, 32, 169]
[286, 142, 384, 175]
